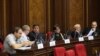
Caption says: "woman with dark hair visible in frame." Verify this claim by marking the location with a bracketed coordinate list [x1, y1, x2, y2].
[50, 25, 64, 41]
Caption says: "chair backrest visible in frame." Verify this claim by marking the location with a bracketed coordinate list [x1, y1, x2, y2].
[0, 42, 3, 49]
[46, 31, 52, 41]
[75, 43, 87, 56]
[54, 47, 66, 56]
[65, 49, 75, 56]
[47, 31, 52, 38]
[0, 42, 3, 52]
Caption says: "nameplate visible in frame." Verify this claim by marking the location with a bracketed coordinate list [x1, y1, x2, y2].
[49, 41, 56, 47]
[78, 37, 84, 41]
[64, 39, 70, 44]
[88, 36, 94, 40]
[37, 43, 44, 49]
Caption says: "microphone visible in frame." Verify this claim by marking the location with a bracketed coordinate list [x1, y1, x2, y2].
[65, 30, 71, 39]
[74, 31, 77, 39]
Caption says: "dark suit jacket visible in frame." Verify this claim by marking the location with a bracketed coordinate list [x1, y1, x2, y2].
[28, 31, 45, 43]
[50, 32, 64, 41]
[82, 27, 100, 36]
[71, 31, 83, 39]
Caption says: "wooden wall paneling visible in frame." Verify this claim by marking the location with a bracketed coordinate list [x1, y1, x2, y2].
[0, 0, 8, 37]
[6, 0, 11, 34]
[6, 0, 29, 34]
[87, 0, 100, 28]
[3, 0, 7, 37]
[48, 0, 55, 31]
[6, 0, 22, 33]
[49, 0, 85, 32]
[20, 0, 29, 25]
[1, 0, 100, 37]
[11, 0, 22, 28]
[49, 0, 66, 32]
[0, 0, 4, 36]
[63, 0, 67, 31]
[46, 0, 50, 32]
[83, 0, 87, 27]
[68, 0, 85, 30]
[54, 0, 65, 32]
[0, 0, 7, 37]
[62, 0, 73, 31]
[29, 0, 47, 32]
[54, 0, 63, 25]
[66, 0, 71, 31]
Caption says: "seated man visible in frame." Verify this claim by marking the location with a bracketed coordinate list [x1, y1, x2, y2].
[71, 24, 83, 39]
[28, 24, 45, 44]
[50, 25, 64, 41]
[17, 25, 33, 45]
[83, 21, 100, 37]
[4, 27, 31, 56]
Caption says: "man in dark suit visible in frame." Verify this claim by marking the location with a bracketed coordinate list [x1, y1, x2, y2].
[83, 21, 100, 37]
[28, 24, 45, 44]
[71, 24, 83, 39]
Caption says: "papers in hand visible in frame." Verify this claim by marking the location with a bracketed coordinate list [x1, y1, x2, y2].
[49, 41, 56, 47]
[64, 39, 70, 44]
[78, 37, 84, 41]
[88, 36, 94, 40]
[16, 47, 31, 50]
[37, 43, 44, 49]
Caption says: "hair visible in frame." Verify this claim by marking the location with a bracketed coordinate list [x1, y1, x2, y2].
[53, 24, 60, 31]
[92, 21, 97, 22]
[92, 21, 97, 24]
[74, 24, 81, 28]
[32, 24, 39, 29]
[12, 27, 22, 33]
[22, 25, 30, 31]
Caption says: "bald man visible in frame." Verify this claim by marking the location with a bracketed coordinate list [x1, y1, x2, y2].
[71, 24, 83, 39]
[83, 21, 100, 37]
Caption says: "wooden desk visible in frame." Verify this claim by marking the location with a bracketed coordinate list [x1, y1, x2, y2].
[16, 36, 100, 56]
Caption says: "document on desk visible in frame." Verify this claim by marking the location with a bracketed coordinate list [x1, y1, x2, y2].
[16, 47, 31, 50]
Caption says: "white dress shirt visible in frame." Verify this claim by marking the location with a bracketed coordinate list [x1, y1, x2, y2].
[87, 28, 96, 36]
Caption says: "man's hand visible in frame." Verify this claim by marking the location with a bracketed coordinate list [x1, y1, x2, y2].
[21, 41, 34, 46]
[21, 41, 30, 46]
